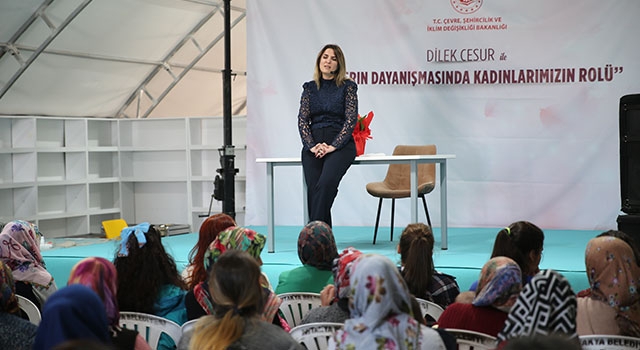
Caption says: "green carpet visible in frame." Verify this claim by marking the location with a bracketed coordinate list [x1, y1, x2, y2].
[41, 225, 596, 293]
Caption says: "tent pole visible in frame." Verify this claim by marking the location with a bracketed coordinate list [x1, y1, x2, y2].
[221, 0, 237, 220]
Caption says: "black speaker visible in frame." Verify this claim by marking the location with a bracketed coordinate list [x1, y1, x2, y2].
[620, 94, 640, 214]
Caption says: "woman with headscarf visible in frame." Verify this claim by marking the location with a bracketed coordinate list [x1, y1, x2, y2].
[0, 260, 37, 350]
[184, 226, 283, 326]
[68, 257, 151, 350]
[300, 246, 362, 324]
[275, 221, 339, 294]
[437, 257, 522, 336]
[576, 236, 640, 337]
[329, 254, 447, 350]
[33, 284, 111, 350]
[497, 269, 579, 348]
[0, 220, 57, 310]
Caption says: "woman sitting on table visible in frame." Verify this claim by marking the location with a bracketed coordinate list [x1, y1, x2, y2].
[275, 220, 338, 294]
[0, 220, 57, 311]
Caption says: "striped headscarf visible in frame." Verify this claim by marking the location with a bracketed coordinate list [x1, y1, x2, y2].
[68, 257, 120, 327]
[333, 247, 363, 302]
[298, 221, 338, 271]
[585, 236, 640, 336]
[0, 260, 19, 315]
[203, 226, 266, 271]
[498, 269, 578, 343]
[0, 220, 54, 288]
[473, 256, 522, 312]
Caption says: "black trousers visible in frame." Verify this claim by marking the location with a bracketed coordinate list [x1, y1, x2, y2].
[301, 127, 356, 227]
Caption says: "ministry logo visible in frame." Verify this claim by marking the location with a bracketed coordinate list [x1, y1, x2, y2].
[451, 0, 483, 14]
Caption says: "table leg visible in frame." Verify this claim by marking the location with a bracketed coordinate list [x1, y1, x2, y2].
[440, 160, 448, 250]
[410, 160, 418, 223]
[266, 163, 275, 253]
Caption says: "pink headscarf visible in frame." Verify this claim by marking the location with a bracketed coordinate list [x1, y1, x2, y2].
[0, 220, 53, 288]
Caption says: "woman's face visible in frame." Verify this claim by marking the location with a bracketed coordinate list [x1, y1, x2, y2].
[319, 48, 338, 79]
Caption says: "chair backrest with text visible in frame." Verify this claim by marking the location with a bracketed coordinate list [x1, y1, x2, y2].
[277, 292, 322, 327]
[289, 322, 344, 350]
[580, 335, 640, 350]
[16, 294, 41, 325]
[119, 311, 182, 348]
[443, 328, 498, 350]
[416, 297, 444, 323]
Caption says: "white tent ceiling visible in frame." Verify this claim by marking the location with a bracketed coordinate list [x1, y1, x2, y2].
[0, 0, 247, 118]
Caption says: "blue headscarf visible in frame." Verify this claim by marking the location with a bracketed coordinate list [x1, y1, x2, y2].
[33, 284, 111, 349]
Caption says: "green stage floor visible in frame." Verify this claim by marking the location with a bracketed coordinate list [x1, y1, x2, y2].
[41, 226, 596, 293]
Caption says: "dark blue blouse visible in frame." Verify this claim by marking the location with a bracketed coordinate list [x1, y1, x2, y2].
[297, 78, 358, 150]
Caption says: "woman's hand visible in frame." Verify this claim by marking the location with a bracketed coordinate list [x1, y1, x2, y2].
[311, 143, 335, 158]
[320, 284, 336, 306]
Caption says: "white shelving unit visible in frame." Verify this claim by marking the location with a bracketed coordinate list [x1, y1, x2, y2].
[0, 116, 246, 238]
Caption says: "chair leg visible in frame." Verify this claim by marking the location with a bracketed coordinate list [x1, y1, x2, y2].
[373, 197, 383, 244]
[421, 195, 432, 227]
[390, 198, 396, 241]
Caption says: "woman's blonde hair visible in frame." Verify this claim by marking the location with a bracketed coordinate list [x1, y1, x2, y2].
[189, 250, 264, 350]
[313, 44, 350, 88]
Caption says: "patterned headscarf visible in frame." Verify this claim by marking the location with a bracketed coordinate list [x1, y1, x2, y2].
[585, 236, 640, 336]
[332, 254, 429, 349]
[498, 269, 578, 343]
[473, 256, 522, 312]
[68, 257, 120, 327]
[203, 226, 266, 271]
[0, 220, 54, 288]
[0, 260, 19, 314]
[297, 221, 338, 270]
[333, 247, 363, 302]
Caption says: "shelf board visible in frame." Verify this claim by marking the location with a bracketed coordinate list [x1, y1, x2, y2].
[119, 146, 187, 152]
[37, 179, 87, 186]
[120, 177, 188, 182]
[0, 182, 36, 189]
[36, 147, 86, 153]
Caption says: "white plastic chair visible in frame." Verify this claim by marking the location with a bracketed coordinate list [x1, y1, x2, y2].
[119, 311, 182, 348]
[16, 295, 41, 325]
[415, 297, 444, 322]
[289, 322, 343, 350]
[580, 335, 640, 350]
[443, 328, 498, 350]
[181, 318, 199, 336]
[277, 292, 322, 327]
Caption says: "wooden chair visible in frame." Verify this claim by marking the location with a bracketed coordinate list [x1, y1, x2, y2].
[415, 297, 444, 322]
[16, 295, 41, 325]
[443, 328, 498, 350]
[289, 322, 343, 350]
[580, 334, 640, 350]
[277, 292, 322, 327]
[365, 145, 437, 244]
[119, 311, 182, 348]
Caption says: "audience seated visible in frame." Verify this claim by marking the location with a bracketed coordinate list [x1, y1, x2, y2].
[113, 223, 187, 350]
[275, 220, 338, 294]
[457, 221, 544, 303]
[301, 247, 362, 324]
[502, 334, 581, 350]
[0, 220, 58, 310]
[33, 284, 111, 350]
[398, 223, 460, 309]
[182, 213, 236, 288]
[0, 260, 37, 350]
[68, 257, 151, 350]
[182, 250, 304, 350]
[576, 236, 640, 337]
[184, 226, 288, 329]
[329, 254, 449, 350]
[437, 256, 522, 337]
[497, 269, 579, 348]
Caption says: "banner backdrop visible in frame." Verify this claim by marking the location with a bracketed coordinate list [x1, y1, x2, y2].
[245, 0, 640, 230]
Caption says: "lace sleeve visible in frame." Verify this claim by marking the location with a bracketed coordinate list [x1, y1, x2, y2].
[297, 82, 315, 150]
[330, 81, 358, 149]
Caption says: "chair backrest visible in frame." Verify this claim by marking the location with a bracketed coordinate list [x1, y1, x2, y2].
[580, 335, 640, 350]
[102, 219, 128, 239]
[181, 318, 199, 337]
[289, 322, 343, 350]
[277, 292, 323, 327]
[415, 297, 444, 322]
[16, 295, 41, 325]
[384, 145, 437, 193]
[119, 311, 182, 348]
[443, 328, 498, 350]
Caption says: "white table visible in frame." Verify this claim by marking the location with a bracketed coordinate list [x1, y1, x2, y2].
[256, 154, 456, 252]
